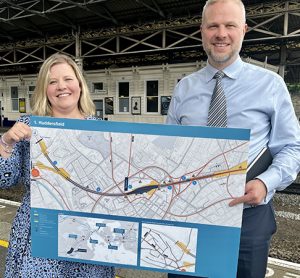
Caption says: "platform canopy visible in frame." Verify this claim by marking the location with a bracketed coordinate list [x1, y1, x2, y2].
[0, 0, 299, 82]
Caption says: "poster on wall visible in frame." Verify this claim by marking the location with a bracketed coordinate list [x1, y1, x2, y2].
[161, 96, 171, 115]
[131, 96, 141, 115]
[19, 98, 26, 113]
[105, 97, 114, 115]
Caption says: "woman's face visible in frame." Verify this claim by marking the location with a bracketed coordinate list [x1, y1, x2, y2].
[46, 62, 82, 118]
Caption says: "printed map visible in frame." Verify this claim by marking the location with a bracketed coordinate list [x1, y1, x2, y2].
[30, 116, 249, 277]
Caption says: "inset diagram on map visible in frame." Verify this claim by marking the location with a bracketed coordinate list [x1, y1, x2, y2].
[58, 214, 139, 265]
[140, 223, 197, 273]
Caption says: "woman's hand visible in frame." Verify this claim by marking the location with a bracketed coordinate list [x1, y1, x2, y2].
[2, 122, 32, 145]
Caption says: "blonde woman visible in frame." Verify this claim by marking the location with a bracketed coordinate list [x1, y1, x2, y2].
[0, 53, 115, 277]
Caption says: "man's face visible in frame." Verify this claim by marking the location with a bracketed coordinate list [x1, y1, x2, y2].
[201, 1, 247, 69]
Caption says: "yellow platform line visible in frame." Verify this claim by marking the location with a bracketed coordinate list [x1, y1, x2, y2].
[0, 239, 8, 248]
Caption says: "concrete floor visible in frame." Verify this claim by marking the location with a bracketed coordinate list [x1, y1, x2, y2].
[116, 268, 167, 278]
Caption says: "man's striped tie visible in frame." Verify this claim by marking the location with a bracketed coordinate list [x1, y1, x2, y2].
[207, 71, 227, 127]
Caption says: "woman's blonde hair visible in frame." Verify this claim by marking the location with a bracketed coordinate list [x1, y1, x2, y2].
[30, 53, 95, 116]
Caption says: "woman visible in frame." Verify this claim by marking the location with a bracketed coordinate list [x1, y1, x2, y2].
[0, 53, 115, 277]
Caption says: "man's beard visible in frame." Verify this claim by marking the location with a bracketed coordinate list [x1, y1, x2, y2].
[204, 42, 243, 65]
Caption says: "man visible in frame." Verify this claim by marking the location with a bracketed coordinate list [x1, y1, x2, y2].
[166, 0, 300, 277]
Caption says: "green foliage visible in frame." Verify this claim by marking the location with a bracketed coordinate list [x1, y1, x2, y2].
[287, 83, 300, 95]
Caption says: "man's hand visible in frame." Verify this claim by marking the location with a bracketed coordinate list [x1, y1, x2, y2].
[229, 179, 267, 207]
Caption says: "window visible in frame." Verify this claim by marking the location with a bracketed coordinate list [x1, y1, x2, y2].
[93, 82, 104, 94]
[146, 80, 158, 113]
[28, 85, 35, 92]
[11, 86, 19, 112]
[118, 82, 129, 113]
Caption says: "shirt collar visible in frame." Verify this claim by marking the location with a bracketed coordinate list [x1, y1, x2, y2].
[205, 56, 243, 82]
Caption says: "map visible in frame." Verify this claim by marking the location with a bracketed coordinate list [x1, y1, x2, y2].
[30, 116, 250, 277]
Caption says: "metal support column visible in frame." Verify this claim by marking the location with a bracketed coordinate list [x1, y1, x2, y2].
[279, 2, 289, 79]
[279, 45, 287, 79]
[75, 29, 83, 71]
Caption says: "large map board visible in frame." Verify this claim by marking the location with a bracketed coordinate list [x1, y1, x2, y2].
[30, 116, 250, 277]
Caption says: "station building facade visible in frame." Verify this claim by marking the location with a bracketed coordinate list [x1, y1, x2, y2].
[0, 58, 298, 126]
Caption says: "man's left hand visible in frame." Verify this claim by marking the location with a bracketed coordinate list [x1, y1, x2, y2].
[229, 179, 267, 207]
